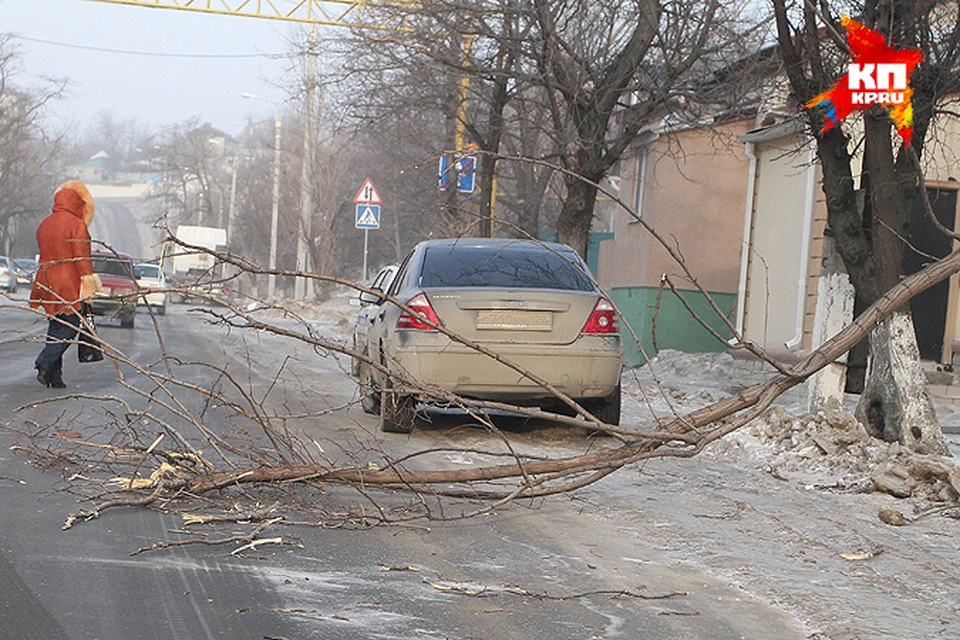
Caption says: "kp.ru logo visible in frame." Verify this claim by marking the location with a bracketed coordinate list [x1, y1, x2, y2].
[847, 63, 908, 105]
[805, 17, 922, 146]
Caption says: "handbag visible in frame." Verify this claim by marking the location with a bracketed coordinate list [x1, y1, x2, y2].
[77, 305, 104, 363]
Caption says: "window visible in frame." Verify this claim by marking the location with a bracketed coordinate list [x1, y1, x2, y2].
[135, 264, 159, 279]
[92, 255, 134, 277]
[420, 244, 595, 291]
[630, 148, 648, 221]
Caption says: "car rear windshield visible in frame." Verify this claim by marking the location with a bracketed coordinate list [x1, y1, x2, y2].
[92, 256, 134, 277]
[420, 244, 596, 291]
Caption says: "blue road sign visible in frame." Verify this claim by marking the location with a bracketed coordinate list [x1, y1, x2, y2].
[439, 155, 477, 193]
[456, 156, 476, 193]
[355, 203, 381, 229]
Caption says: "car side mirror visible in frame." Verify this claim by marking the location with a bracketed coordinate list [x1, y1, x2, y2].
[359, 290, 384, 305]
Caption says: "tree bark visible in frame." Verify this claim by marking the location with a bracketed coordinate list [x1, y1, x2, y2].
[557, 177, 599, 257]
[856, 311, 948, 454]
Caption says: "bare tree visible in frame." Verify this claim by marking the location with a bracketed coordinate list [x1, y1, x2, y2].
[149, 119, 231, 229]
[523, 0, 766, 257]
[0, 35, 66, 256]
[72, 111, 150, 167]
[772, 0, 960, 453]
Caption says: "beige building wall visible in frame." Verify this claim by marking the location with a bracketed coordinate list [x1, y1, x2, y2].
[597, 119, 751, 293]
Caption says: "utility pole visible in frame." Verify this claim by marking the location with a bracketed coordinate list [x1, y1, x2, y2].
[243, 92, 283, 299]
[295, 28, 318, 300]
[268, 107, 282, 299]
[226, 153, 239, 246]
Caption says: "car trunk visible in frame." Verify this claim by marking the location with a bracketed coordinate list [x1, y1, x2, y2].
[425, 289, 598, 345]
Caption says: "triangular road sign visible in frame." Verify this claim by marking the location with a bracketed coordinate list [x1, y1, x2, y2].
[354, 178, 382, 204]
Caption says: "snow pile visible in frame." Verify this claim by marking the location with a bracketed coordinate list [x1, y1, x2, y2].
[621, 349, 743, 426]
[736, 405, 960, 504]
[630, 350, 960, 505]
[626, 349, 744, 396]
[245, 291, 358, 333]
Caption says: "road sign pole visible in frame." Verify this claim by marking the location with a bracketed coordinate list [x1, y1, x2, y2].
[354, 178, 381, 283]
[363, 228, 369, 282]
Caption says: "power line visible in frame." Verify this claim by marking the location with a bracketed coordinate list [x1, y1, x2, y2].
[11, 34, 282, 59]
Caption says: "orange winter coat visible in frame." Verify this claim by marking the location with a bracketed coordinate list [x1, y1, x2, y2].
[30, 182, 95, 316]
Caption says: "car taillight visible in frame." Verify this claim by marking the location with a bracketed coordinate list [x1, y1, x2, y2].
[581, 297, 618, 334]
[396, 292, 441, 331]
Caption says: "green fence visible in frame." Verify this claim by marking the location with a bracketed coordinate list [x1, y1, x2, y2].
[608, 286, 736, 367]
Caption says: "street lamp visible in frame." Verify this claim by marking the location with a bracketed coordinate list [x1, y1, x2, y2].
[242, 92, 282, 299]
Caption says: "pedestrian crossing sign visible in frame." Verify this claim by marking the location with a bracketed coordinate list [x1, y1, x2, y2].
[355, 204, 381, 229]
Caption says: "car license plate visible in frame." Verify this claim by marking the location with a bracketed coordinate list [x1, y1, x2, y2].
[476, 310, 552, 331]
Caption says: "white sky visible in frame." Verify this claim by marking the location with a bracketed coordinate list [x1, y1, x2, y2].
[0, 0, 308, 136]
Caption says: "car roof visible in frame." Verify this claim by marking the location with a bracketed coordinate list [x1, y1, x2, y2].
[415, 238, 576, 253]
[92, 250, 134, 260]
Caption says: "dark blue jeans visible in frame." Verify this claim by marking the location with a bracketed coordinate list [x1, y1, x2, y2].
[35, 312, 81, 379]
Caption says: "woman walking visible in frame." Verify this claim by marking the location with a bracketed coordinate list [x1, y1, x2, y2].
[30, 181, 101, 388]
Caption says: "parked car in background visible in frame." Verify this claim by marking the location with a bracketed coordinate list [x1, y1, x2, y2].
[12, 258, 38, 286]
[351, 264, 398, 379]
[133, 262, 167, 315]
[358, 238, 623, 433]
[89, 250, 137, 328]
[0, 256, 18, 293]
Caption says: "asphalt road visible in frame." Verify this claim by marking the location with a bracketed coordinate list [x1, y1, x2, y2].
[87, 197, 162, 260]
[0, 291, 808, 640]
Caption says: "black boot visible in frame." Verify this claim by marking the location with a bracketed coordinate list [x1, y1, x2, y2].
[48, 370, 66, 389]
[36, 365, 49, 387]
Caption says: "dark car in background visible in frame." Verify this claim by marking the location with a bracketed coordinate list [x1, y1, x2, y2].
[358, 238, 623, 433]
[89, 250, 138, 328]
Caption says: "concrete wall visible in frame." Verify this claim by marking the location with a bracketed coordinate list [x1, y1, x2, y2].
[87, 183, 152, 199]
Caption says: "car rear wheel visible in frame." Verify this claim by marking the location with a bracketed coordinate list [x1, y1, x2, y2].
[358, 358, 381, 415]
[587, 383, 621, 426]
[381, 381, 416, 433]
[120, 314, 135, 329]
[156, 304, 166, 316]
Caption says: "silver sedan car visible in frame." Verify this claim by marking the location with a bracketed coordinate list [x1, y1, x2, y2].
[358, 238, 623, 433]
[0, 256, 19, 293]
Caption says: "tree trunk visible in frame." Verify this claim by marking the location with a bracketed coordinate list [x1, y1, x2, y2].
[856, 311, 948, 454]
[556, 176, 598, 258]
[849, 111, 945, 451]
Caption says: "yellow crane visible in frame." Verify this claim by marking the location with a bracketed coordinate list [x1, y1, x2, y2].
[86, 0, 418, 30]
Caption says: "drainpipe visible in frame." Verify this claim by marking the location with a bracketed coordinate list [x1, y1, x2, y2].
[784, 144, 818, 349]
[732, 141, 757, 342]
